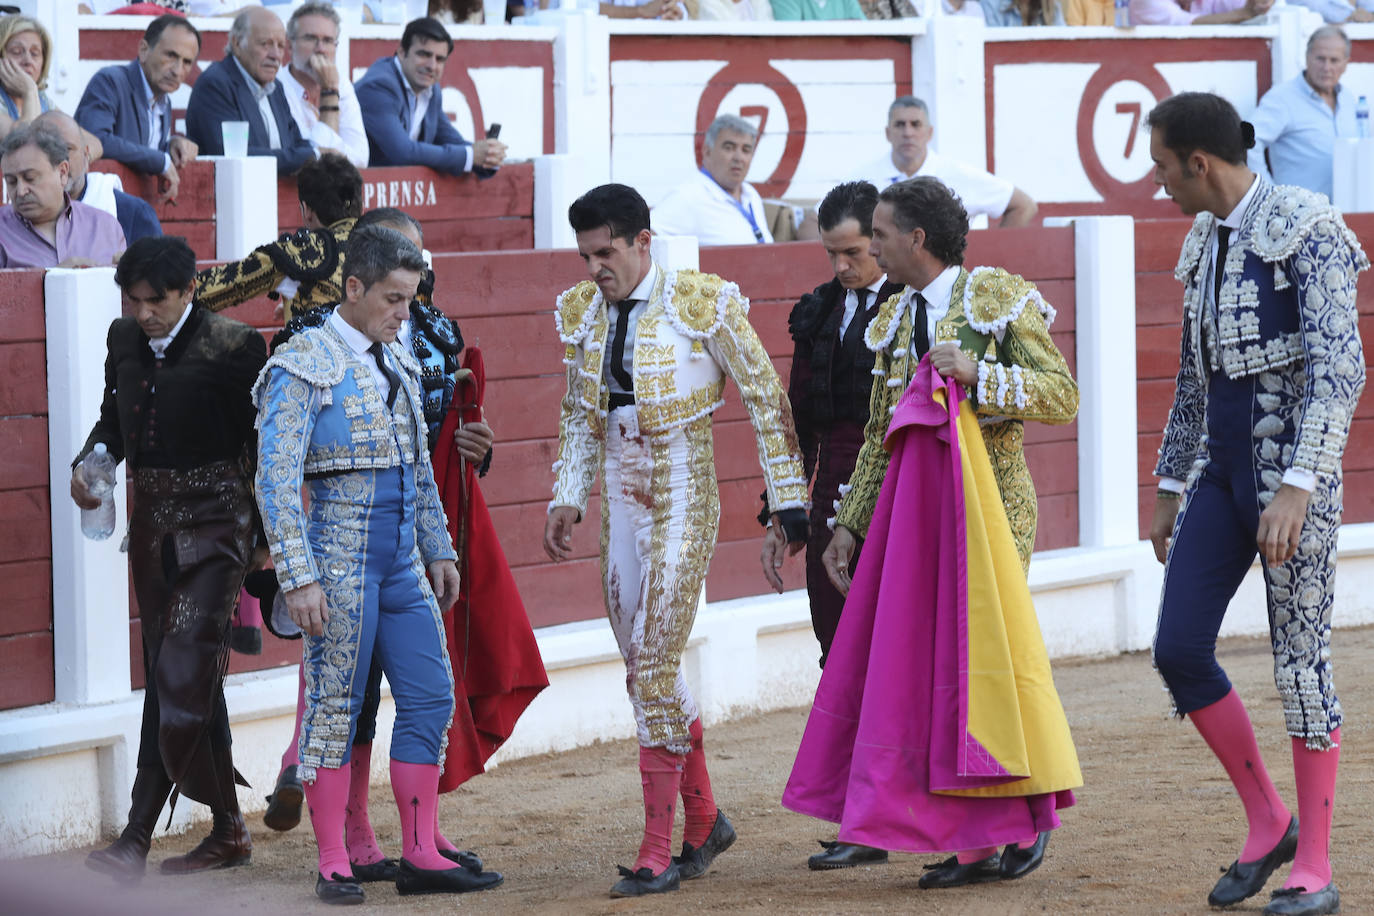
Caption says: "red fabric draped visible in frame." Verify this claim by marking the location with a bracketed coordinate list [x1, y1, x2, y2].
[431, 347, 549, 793]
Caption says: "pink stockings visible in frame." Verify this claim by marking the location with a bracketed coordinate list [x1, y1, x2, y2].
[681, 718, 718, 848]
[390, 760, 451, 871]
[304, 766, 351, 880]
[634, 746, 685, 875]
[1285, 728, 1339, 891]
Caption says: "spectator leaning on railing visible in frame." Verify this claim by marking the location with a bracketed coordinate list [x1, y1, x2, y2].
[74, 14, 201, 205]
[184, 7, 317, 176]
[0, 123, 125, 268]
[354, 16, 507, 176]
[1128, 0, 1272, 24]
[980, 0, 1065, 24]
[598, 0, 694, 18]
[279, 2, 369, 169]
[38, 110, 162, 246]
[1287, 0, 1373, 22]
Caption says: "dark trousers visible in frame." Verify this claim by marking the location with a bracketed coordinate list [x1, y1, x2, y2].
[807, 423, 865, 668]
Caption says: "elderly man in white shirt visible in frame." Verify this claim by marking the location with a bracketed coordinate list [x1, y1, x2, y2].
[854, 95, 1038, 228]
[278, 2, 368, 169]
[652, 113, 774, 246]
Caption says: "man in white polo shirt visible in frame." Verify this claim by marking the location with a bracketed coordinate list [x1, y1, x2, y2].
[652, 113, 774, 246]
[855, 95, 1038, 228]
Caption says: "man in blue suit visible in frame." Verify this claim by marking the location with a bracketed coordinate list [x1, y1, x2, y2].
[74, 15, 200, 204]
[184, 7, 316, 177]
[354, 17, 506, 176]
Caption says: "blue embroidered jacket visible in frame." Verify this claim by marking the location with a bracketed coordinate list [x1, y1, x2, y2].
[1156, 180, 1368, 485]
[253, 322, 456, 592]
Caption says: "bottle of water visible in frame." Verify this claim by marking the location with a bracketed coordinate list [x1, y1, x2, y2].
[1358, 96, 1370, 140]
[80, 443, 117, 541]
[1115, 0, 1130, 26]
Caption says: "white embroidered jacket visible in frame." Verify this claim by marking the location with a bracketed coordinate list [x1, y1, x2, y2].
[550, 265, 808, 518]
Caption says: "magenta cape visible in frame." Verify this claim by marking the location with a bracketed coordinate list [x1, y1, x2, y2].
[781, 360, 1079, 853]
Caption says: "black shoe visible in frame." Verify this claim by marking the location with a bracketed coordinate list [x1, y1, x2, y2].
[438, 848, 485, 873]
[674, 810, 737, 879]
[918, 853, 1002, 889]
[229, 625, 262, 655]
[1208, 817, 1300, 907]
[1000, 832, 1050, 880]
[315, 872, 365, 905]
[395, 858, 504, 896]
[807, 840, 889, 871]
[609, 863, 681, 898]
[1263, 883, 1341, 915]
[349, 858, 399, 882]
[262, 766, 304, 832]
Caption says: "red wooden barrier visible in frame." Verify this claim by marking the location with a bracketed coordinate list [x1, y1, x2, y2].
[0, 270, 53, 710]
[89, 159, 218, 258]
[1134, 214, 1374, 539]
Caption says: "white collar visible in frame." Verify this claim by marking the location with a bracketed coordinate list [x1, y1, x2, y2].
[623, 262, 659, 303]
[148, 302, 193, 356]
[1219, 174, 1261, 230]
[918, 263, 961, 311]
[232, 55, 276, 102]
[393, 56, 431, 102]
[329, 307, 378, 358]
[865, 273, 888, 294]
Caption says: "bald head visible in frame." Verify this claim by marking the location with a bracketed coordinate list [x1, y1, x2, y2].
[34, 110, 88, 193]
[229, 6, 287, 86]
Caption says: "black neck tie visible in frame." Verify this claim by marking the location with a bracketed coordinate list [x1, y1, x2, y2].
[842, 289, 870, 346]
[913, 292, 931, 358]
[610, 300, 635, 393]
[1213, 225, 1232, 307]
[367, 341, 400, 410]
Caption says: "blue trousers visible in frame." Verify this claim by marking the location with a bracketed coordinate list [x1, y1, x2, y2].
[298, 466, 455, 777]
[1153, 368, 1342, 745]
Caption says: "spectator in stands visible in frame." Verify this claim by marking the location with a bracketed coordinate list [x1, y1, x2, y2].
[652, 113, 773, 245]
[1249, 26, 1360, 201]
[1128, 0, 1272, 24]
[942, 0, 988, 15]
[195, 152, 362, 322]
[697, 0, 773, 18]
[598, 0, 693, 16]
[1062, 0, 1113, 23]
[74, 15, 201, 205]
[279, 3, 368, 169]
[854, 96, 1037, 227]
[355, 17, 507, 175]
[185, 7, 317, 175]
[859, 0, 919, 16]
[773, 0, 865, 17]
[37, 111, 162, 245]
[0, 124, 125, 268]
[430, 0, 486, 23]
[1288, 0, 1373, 22]
[0, 16, 53, 138]
[981, 0, 1065, 23]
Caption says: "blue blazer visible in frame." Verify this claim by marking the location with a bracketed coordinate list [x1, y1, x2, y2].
[355, 55, 485, 177]
[75, 61, 170, 176]
[184, 56, 315, 176]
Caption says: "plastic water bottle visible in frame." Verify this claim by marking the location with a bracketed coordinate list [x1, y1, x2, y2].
[1114, 0, 1130, 26]
[1358, 96, 1370, 140]
[80, 443, 117, 541]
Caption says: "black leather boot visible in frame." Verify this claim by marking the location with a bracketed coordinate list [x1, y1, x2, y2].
[85, 768, 174, 883]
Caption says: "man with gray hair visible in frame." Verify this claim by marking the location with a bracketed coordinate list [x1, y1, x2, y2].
[184, 6, 317, 175]
[1248, 26, 1363, 199]
[278, 2, 368, 168]
[0, 123, 125, 267]
[36, 110, 162, 245]
[853, 96, 1037, 228]
[651, 113, 775, 245]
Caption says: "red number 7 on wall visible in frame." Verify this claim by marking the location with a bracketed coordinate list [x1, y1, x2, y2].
[1116, 101, 1142, 159]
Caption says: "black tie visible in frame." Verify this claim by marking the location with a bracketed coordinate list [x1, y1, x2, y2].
[913, 292, 931, 358]
[1213, 225, 1232, 307]
[367, 341, 400, 410]
[842, 288, 870, 346]
[610, 300, 636, 393]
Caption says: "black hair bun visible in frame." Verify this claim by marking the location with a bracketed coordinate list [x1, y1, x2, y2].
[1240, 120, 1256, 150]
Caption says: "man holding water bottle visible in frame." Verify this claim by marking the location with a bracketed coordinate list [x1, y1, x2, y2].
[72, 236, 267, 882]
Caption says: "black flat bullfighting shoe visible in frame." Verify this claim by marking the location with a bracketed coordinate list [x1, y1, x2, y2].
[609, 863, 681, 898]
[348, 858, 399, 882]
[918, 853, 1002, 889]
[1208, 816, 1300, 907]
[807, 841, 889, 871]
[262, 765, 304, 832]
[315, 872, 365, 905]
[1262, 883, 1340, 916]
[675, 810, 737, 879]
[1000, 832, 1050, 880]
[394, 858, 504, 895]
[438, 848, 484, 873]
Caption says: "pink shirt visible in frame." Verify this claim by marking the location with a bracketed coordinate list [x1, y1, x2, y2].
[1129, 0, 1245, 23]
[0, 195, 126, 269]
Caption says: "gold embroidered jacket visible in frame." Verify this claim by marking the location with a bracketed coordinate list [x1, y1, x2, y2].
[550, 265, 808, 518]
[834, 267, 1079, 548]
[195, 218, 356, 321]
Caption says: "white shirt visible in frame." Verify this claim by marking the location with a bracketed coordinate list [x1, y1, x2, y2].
[651, 170, 774, 246]
[603, 263, 660, 394]
[148, 302, 192, 358]
[839, 273, 888, 339]
[232, 55, 282, 150]
[854, 149, 1016, 224]
[329, 309, 393, 404]
[278, 66, 369, 168]
[134, 64, 174, 176]
[914, 264, 961, 345]
[79, 171, 123, 221]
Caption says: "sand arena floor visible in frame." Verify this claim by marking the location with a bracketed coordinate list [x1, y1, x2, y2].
[9, 626, 1374, 916]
